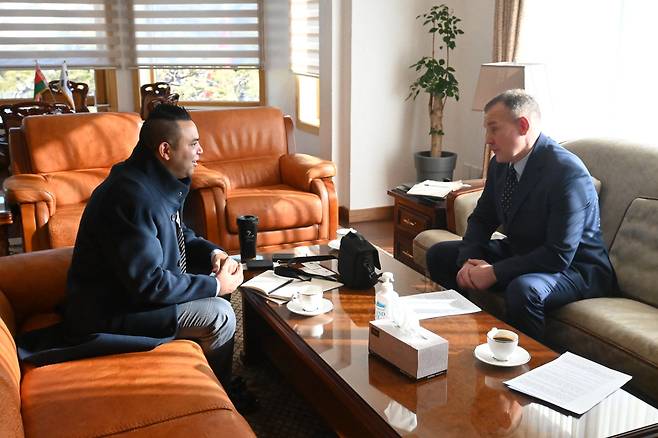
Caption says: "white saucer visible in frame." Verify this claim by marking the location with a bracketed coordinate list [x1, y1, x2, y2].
[474, 343, 531, 367]
[286, 298, 334, 316]
[328, 239, 341, 250]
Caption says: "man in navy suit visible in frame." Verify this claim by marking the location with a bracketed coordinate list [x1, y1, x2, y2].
[426, 90, 615, 340]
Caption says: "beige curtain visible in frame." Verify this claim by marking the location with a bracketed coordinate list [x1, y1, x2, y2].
[493, 0, 525, 62]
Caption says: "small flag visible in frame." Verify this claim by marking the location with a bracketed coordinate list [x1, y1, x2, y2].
[59, 61, 76, 111]
[34, 61, 48, 101]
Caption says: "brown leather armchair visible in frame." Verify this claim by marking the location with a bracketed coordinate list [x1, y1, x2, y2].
[186, 107, 338, 252]
[2, 112, 142, 251]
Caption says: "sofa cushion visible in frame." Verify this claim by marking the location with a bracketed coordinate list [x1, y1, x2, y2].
[550, 298, 658, 368]
[226, 185, 322, 233]
[20, 340, 248, 438]
[547, 297, 658, 398]
[412, 229, 462, 270]
[47, 203, 85, 249]
[608, 198, 658, 307]
[0, 317, 23, 438]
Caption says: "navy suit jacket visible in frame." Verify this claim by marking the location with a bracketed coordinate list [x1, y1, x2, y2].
[18, 144, 221, 365]
[457, 133, 615, 298]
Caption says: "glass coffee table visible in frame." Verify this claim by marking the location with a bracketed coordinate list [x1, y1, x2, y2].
[241, 245, 658, 437]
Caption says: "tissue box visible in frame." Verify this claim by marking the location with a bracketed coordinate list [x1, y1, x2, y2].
[368, 320, 448, 380]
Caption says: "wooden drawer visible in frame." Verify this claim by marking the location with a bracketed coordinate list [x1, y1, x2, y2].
[395, 232, 416, 267]
[397, 206, 431, 235]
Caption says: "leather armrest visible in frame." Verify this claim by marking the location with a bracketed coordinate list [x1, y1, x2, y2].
[0, 247, 73, 325]
[446, 179, 485, 234]
[280, 154, 336, 192]
[191, 165, 231, 193]
[3, 174, 56, 215]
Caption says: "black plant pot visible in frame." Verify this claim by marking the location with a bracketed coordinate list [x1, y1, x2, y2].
[414, 150, 458, 182]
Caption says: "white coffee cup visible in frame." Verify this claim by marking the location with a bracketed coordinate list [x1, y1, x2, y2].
[296, 284, 323, 312]
[486, 327, 519, 361]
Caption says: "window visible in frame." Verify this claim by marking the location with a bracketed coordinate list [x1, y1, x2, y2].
[137, 68, 262, 106]
[0, 1, 264, 106]
[296, 74, 319, 128]
[516, 0, 658, 143]
[132, 0, 263, 106]
[290, 0, 320, 132]
[0, 1, 117, 107]
[0, 69, 95, 100]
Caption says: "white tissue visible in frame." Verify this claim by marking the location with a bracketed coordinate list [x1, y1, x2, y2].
[391, 300, 421, 337]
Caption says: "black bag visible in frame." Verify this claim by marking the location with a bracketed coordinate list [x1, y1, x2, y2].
[338, 232, 381, 289]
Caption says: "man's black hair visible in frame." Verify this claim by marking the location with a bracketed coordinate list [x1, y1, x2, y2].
[138, 104, 192, 152]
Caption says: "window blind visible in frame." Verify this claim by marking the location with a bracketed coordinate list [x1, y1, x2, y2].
[0, 0, 120, 69]
[290, 0, 319, 77]
[125, 0, 262, 69]
[0, 0, 263, 70]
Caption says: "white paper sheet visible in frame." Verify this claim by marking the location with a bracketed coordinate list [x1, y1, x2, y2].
[397, 290, 481, 320]
[406, 180, 470, 198]
[504, 352, 632, 415]
[300, 262, 338, 278]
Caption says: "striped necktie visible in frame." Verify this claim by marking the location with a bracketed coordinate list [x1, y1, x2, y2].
[502, 165, 518, 214]
[175, 211, 187, 274]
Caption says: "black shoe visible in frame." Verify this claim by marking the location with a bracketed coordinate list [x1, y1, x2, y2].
[227, 378, 260, 414]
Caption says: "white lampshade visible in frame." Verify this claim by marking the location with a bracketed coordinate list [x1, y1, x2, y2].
[472, 62, 550, 112]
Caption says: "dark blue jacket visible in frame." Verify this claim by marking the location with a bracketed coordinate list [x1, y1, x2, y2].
[458, 133, 615, 297]
[18, 144, 221, 365]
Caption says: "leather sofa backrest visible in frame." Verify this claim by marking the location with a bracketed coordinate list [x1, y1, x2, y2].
[11, 112, 141, 207]
[563, 139, 658, 250]
[191, 107, 289, 189]
[18, 112, 141, 175]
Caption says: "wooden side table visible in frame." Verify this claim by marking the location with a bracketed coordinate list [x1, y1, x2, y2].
[387, 187, 447, 272]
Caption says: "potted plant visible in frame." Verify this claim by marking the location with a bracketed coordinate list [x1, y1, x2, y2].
[407, 4, 463, 181]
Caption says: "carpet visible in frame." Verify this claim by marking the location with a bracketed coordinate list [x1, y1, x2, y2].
[230, 291, 337, 437]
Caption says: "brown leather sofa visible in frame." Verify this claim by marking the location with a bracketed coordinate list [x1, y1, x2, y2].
[3, 112, 142, 252]
[187, 107, 338, 252]
[0, 248, 255, 438]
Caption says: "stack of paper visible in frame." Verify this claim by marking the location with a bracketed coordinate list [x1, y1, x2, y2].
[504, 352, 632, 415]
[398, 290, 481, 320]
[406, 180, 470, 198]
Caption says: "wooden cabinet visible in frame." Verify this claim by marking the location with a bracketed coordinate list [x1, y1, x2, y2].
[387, 188, 446, 272]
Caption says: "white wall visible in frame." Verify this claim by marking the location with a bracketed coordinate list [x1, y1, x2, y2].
[348, 0, 434, 210]
[264, 0, 321, 156]
[341, 0, 494, 210]
[441, 0, 495, 180]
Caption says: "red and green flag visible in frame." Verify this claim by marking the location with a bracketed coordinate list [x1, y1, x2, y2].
[34, 62, 48, 101]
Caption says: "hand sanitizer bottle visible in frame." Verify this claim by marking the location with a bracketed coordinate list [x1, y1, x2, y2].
[375, 272, 398, 320]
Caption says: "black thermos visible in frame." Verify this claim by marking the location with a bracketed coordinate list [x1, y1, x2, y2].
[237, 215, 258, 260]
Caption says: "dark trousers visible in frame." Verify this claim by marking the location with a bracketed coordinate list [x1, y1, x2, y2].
[426, 240, 586, 340]
[175, 296, 236, 386]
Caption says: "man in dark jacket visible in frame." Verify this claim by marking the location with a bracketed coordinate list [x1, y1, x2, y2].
[20, 105, 243, 390]
[426, 90, 615, 340]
